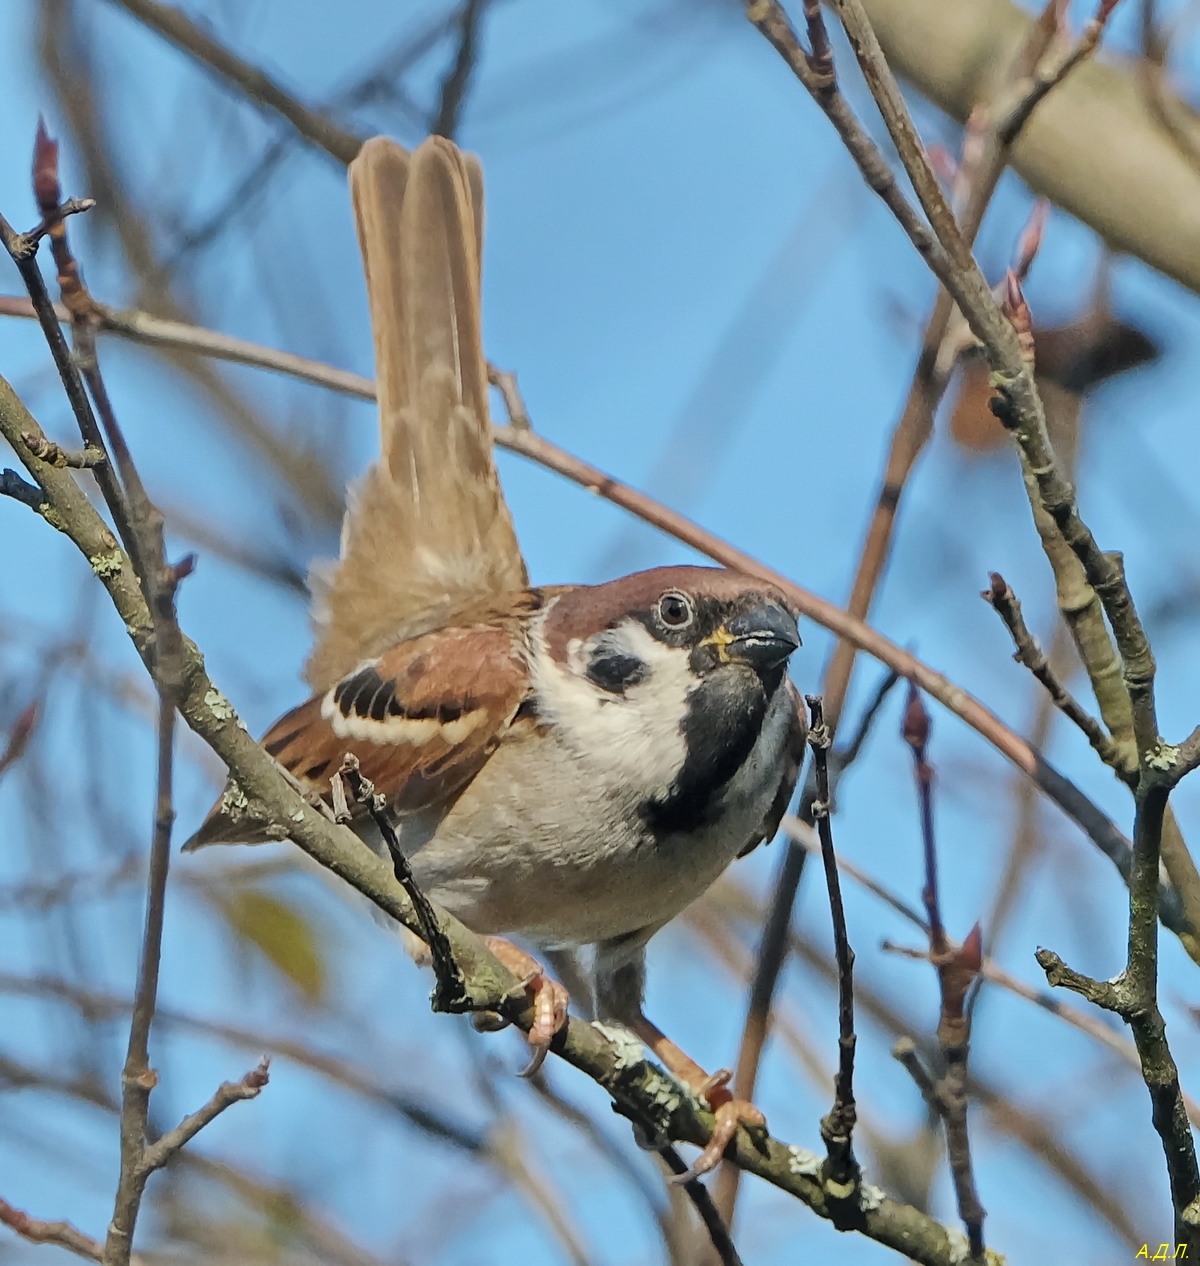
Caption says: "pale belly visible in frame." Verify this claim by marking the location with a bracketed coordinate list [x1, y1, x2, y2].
[404, 684, 795, 947]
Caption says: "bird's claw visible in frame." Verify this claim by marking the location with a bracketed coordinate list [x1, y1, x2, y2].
[669, 1071, 766, 1180]
[481, 936, 569, 1077]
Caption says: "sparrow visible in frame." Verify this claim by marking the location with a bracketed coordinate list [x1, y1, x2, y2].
[187, 135, 805, 1173]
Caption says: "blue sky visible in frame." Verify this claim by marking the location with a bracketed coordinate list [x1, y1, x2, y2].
[1, 1, 1197, 1262]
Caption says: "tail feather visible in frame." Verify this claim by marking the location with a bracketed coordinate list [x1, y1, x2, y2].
[306, 135, 527, 691]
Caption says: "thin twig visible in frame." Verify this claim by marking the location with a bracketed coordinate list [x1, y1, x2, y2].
[336, 756, 470, 1013]
[892, 1036, 936, 1103]
[431, 0, 487, 139]
[0, 209, 143, 577]
[0, 1196, 131, 1264]
[659, 1146, 745, 1266]
[1038, 754, 1200, 1244]
[716, 671, 896, 1221]
[0, 292, 378, 396]
[984, 571, 1129, 778]
[103, 694, 176, 1266]
[487, 363, 532, 430]
[102, 0, 364, 163]
[139, 1059, 270, 1173]
[21, 432, 106, 469]
[902, 686, 987, 1259]
[996, 0, 1123, 145]
[903, 686, 946, 953]
[0, 468, 44, 508]
[806, 696, 859, 1191]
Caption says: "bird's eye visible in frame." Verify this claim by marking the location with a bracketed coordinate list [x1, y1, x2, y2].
[657, 591, 695, 628]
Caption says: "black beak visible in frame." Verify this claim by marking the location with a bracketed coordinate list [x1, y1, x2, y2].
[723, 602, 801, 672]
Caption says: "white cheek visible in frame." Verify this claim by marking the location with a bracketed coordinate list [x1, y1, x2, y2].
[530, 616, 693, 798]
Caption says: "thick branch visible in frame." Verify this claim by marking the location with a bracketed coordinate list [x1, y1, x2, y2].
[0, 369, 1002, 1266]
[860, 0, 1200, 297]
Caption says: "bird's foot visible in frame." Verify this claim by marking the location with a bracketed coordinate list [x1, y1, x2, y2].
[631, 1018, 768, 1178]
[480, 936, 569, 1077]
[685, 1068, 767, 1178]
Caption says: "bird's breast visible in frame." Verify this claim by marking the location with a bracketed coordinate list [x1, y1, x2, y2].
[406, 674, 797, 946]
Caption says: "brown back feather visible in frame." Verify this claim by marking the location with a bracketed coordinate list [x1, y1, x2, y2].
[306, 135, 527, 690]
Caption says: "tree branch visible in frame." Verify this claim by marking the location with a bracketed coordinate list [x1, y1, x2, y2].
[983, 571, 1128, 776]
[0, 1196, 138, 1265]
[0, 364, 1005, 1266]
[0, 283, 1176, 943]
[806, 697, 860, 1194]
[101, 0, 363, 163]
[139, 1059, 270, 1174]
[902, 686, 987, 1258]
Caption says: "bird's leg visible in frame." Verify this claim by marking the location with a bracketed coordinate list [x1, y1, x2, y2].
[480, 936, 569, 1077]
[631, 1011, 766, 1176]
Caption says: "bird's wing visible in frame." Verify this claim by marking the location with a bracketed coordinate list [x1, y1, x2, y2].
[186, 603, 535, 849]
[306, 135, 527, 690]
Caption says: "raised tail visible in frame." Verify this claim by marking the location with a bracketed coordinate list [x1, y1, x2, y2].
[306, 136, 527, 690]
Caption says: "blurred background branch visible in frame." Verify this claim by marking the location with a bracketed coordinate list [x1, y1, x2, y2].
[3, 0, 1200, 1261]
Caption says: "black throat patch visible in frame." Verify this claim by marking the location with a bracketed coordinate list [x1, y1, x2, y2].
[642, 664, 782, 834]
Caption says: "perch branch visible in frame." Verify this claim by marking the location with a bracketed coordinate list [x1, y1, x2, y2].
[0, 369, 1011, 1265]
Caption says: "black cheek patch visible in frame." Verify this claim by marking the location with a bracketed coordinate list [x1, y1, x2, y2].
[643, 669, 769, 834]
[586, 649, 649, 696]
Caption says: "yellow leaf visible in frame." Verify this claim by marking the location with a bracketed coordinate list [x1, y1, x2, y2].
[211, 886, 327, 1006]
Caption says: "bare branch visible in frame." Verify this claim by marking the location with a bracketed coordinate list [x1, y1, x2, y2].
[102, 0, 363, 163]
[1038, 772, 1200, 1244]
[902, 686, 987, 1259]
[806, 696, 860, 1192]
[0, 292, 377, 398]
[22, 432, 106, 469]
[0, 364, 1003, 1266]
[139, 1059, 270, 1174]
[431, 0, 487, 139]
[996, 0, 1123, 145]
[984, 571, 1129, 777]
[0, 1196, 126, 1264]
[103, 693, 181, 1265]
[659, 1146, 745, 1266]
[0, 467, 44, 508]
[337, 756, 470, 1013]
